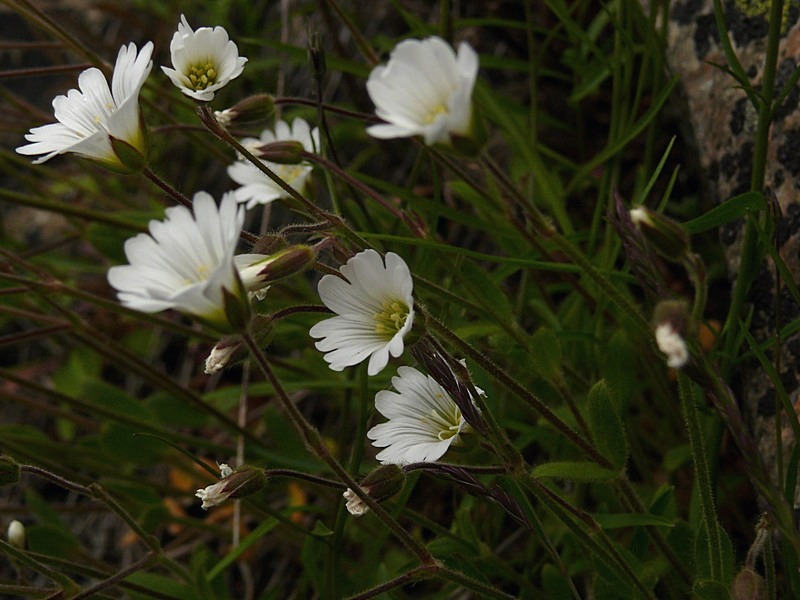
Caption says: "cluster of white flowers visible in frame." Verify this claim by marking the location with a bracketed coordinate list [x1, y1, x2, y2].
[310, 249, 474, 476]
[16, 15, 483, 513]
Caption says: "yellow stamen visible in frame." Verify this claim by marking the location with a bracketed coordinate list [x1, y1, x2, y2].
[423, 104, 448, 124]
[373, 299, 410, 338]
[187, 62, 218, 91]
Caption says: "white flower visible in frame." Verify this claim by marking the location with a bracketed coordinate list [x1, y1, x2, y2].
[655, 323, 689, 368]
[342, 488, 369, 517]
[309, 249, 414, 376]
[366, 36, 478, 146]
[195, 463, 234, 510]
[16, 42, 153, 170]
[107, 192, 248, 331]
[161, 14, 247, 102]
[227, 118, 319, 209]
[367, 366, 469, 465]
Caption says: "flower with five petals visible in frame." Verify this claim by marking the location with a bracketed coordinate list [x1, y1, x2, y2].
[107, 192, 250, 332]
[367, 366, 470, 464]
[16, 42, 153, 171]
[366, 36, 478, 147]
[309, 249, 414, 376]
[161, 15, 247, 102]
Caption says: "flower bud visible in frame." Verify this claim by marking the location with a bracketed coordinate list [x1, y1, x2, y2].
[308, 31, 326, 81]
[343, 465, 406, 517]
[204, 337, 243, 374]
[7, 520, 25, 549]
[196, 465, 267, 510]
[629, 207, 690, 261]
[0, 455, 20, 486]
[214, 94, 275, 126]
[237, 246, 317, 297]
[254, 141, 306, 165]
[732, 567, 765, 600]
[653, 300, 691, 369]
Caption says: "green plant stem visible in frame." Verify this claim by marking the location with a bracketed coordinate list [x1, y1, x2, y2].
[677, 373, 724, 581]
[423, 308, 612, 467]
[521, 474, 655, 600]
[348, 564, 435, 600]
[274, 96, 375, 120]
[196, 104, 367, 250]
[0, 188, 147, 232]
[18, 468, 191, 584]
[70, 552, 157, 600]
[301, 151, 426, 237]
[141, 167, 258, 245]
[321, 0, 379, 65]
[240, 330, 435, 566]
[2, 0, 107, 69]
[0, 539, 77, 594]
[614, 479, 693, 584]
[721, 0, 784, 373]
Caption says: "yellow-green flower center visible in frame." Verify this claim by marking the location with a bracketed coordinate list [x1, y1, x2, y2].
[274, 164, 307, 187]
[423, 103, 448, 125]
[374, 299, 410, 338]
[424, 393, 463, 441]
[187, 63, 218, 91]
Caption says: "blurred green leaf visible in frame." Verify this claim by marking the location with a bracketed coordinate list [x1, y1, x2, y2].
[587, 380, 628, 470]
[533, 461, 619, 482]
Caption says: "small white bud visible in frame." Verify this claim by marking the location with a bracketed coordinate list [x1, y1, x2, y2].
[7, 520, 25, 549]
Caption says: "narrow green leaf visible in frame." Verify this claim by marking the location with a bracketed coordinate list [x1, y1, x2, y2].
[587, 380, 628, 469]
[682, 191, 765, 234]
[593, 512, 675, 529]
[533, 461, 619, 482]
[530, 327, 562, 379]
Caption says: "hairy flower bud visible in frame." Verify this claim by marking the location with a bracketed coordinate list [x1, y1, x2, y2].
[732, 567, 765, 600]
[254, 141, 306, 165]
[196, 465, 267, 510]
[215, 94, 275, 126]
[630, 207, 690, 261]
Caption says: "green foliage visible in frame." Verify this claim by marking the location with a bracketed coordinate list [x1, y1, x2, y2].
[0, 0, 796, 597]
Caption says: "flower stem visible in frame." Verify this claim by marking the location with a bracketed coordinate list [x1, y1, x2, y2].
[241, 330, 436, 565]
[301, 151, 427, 237]
[677, 373, 724, 581]
[142, 167, 258, 246]
[196, 104, 366, 249]
[423, 308, 612, 467]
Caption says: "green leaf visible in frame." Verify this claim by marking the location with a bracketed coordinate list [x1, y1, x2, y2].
[455, 259, 515, 327]
[206, 517, 281, 582]
[530, 327, 563, 379]
[681, 191, 765, 234]
[593, 513, 675, 529]
[692, 580, 732, 600]
[586, 380, 628, 469]
[533, 461, 619, 482]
